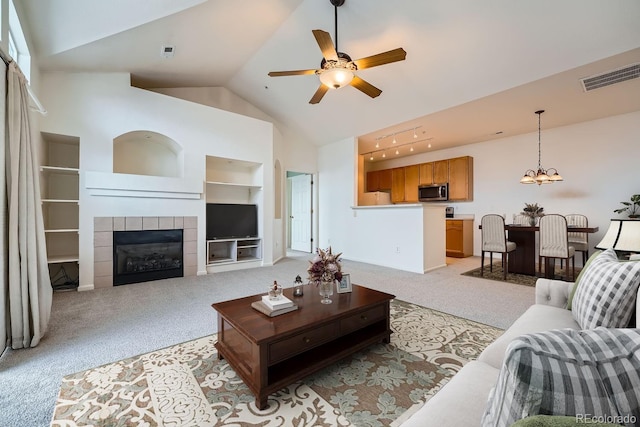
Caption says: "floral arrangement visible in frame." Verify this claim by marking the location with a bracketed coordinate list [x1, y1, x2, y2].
[522, 203, 544, 219]
[307, 247, 343, 286]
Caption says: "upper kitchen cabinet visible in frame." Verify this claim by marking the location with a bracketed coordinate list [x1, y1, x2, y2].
[433, 160, 449, 184]
[404, 165, 419, 203]
[418, 162, 433, 186]
[448, 156, 474, 201]
[391, 167, 406, 203]
[389, 165, 419, 203]
[366, 169, 392, 192]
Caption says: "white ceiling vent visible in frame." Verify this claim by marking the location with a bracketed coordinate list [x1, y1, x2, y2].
[581, 63, 640, 92]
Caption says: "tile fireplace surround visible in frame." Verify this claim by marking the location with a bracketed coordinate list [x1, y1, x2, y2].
[94, 216, 197, 289]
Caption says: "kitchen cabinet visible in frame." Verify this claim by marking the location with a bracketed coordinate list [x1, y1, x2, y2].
[378, 169, 392, 190]
[448, 156, 474, 201]
[418, 162, 433, 185]
[433, 160, 448, 184]
[391, 167, 406, 203]
[446, 219, 474, 258]
[366, 170, 379, 192]
[366, 169, 392, 192]
[404, 165, 419, 203]
[362, 156, 473, 205]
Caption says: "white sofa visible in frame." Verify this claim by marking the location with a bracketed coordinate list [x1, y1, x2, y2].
[401, 278, 640, 426]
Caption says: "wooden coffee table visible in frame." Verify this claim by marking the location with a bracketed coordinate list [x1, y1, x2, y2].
[212, 284, 395, 409]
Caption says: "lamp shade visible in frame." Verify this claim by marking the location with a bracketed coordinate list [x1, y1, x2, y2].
[319, 67, 354, 89]
[595, 219, 640, 252]
[614, 220, 640, 252]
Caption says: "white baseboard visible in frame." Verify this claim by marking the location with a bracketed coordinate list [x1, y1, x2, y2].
[77, 284, 94, 292]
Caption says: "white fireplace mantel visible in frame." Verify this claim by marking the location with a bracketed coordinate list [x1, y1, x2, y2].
[85, 171, 202, 199]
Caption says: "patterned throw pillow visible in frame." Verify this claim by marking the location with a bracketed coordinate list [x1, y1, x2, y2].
[481, 328, 640, 427]
[567, 250, 601, 310]
[571, 248, 640, 329]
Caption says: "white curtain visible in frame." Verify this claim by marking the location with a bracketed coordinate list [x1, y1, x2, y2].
[4, 61, 52, 349]
[0, 57, 7, 350]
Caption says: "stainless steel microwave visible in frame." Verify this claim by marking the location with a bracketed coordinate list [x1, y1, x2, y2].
[419, 183, 448, 201]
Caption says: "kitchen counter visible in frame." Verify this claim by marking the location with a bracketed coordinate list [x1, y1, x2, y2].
[348, 204, 446, 274]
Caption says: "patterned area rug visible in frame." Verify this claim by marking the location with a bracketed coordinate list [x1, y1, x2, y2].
[51, 300, 503, 426]
[461, 263, 579, 287]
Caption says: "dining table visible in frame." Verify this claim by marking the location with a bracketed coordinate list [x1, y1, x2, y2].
[504, 224, 599, 278]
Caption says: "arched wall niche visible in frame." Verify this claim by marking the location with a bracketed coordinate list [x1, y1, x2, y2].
[113, 130, 184, 177]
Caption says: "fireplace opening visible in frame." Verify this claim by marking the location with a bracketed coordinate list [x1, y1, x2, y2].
[113, 229, 183, 286]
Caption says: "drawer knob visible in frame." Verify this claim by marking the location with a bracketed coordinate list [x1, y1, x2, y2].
[361, 315, 368, 321]
[303, 337, 310, 344]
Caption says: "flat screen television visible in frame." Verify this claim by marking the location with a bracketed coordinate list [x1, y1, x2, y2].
[206, 203, 258, 240]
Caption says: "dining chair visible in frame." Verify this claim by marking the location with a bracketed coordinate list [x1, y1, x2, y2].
[538, 214, 575, 281]
[564, 214, 589, 265]
[481, 214, 516, 280]
[512, 214, 529, 225]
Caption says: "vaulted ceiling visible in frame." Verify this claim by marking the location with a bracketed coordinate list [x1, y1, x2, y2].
[19, 0, 640, 157]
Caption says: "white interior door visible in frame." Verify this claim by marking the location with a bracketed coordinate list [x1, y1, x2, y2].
[290, 174, 312, 252]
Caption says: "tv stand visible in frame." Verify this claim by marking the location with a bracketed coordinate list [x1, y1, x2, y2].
[206, 238, 262, 267]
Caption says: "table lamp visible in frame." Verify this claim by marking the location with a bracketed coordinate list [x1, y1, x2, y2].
[595, 219, 640, 256]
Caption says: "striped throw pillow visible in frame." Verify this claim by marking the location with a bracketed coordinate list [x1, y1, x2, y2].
[571, 249, 640, 329]
[482, 328, 640, 427]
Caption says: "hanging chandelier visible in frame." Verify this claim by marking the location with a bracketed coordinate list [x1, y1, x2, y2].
[520, 110, 563, 185]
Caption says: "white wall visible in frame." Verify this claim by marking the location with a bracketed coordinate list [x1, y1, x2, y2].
[148, 86, 319, 261]
[39, 72, 277, 287]
[317, 136, 358, 252]
[322, 111, 640, 267]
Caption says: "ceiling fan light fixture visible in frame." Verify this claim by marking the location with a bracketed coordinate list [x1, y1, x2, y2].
[318, 56, 356, 89]
[319, 67, 354, 89]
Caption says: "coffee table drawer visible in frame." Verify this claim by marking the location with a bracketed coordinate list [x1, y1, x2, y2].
[340, 305, 386, 335]
[269, 322, 339, 363]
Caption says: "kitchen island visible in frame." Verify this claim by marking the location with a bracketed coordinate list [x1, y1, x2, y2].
[348, 204, 446, 274]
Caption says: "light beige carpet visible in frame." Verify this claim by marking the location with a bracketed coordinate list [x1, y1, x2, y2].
[51, 300, 502, 426]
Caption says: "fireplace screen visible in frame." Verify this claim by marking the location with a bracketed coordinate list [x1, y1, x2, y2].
[113, 229, 183, 286]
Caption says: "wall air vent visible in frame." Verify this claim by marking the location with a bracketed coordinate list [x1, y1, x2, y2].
[580, 63, 640, 92]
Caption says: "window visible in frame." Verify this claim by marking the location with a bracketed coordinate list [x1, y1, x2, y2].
[8, 0, 30, 81]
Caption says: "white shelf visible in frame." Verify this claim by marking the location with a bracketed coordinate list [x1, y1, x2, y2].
[206, 238, 262, 266]
[42, 199, 79, 204]
[40, 166, 79, 174]
[206, 181, 262, 190]
[48, 255, 79, 263]
[41, 132, 81, 289]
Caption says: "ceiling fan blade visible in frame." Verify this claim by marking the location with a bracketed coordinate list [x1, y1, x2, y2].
[309, 84, 329, 104]
[350, 76, 382, 98]
[312, 29, 338, 62]
[352, 48, 407, 70]
[268, 69, 318, 77]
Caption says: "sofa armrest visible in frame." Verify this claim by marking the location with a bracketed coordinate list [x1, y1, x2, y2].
[534, 279, 574, 309]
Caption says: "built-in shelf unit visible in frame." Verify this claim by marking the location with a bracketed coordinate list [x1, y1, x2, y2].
[205, 156, 263, 272]
[40, 132, 80, 290]
[206, 238, 262, 265]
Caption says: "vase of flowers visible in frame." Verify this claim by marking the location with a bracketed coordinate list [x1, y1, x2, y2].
[307, 247, 342, 304]
[522, 203, 544, 226]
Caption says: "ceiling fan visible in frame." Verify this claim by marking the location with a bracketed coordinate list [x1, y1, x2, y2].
[268, 0, 407, 104]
